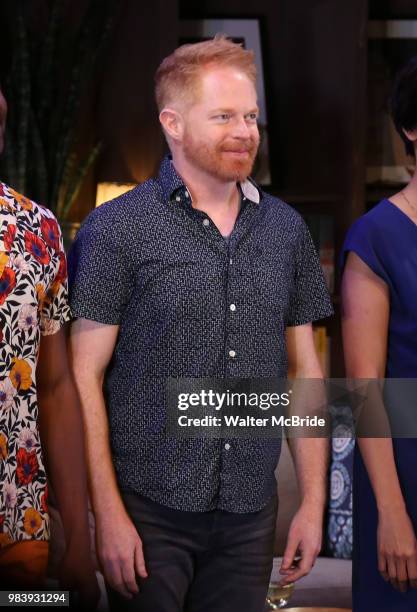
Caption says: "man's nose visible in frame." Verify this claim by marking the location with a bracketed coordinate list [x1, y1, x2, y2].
[230, 116, 251, 139]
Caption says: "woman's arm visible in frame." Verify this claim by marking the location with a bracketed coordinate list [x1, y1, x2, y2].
[342, 251, 417, 592]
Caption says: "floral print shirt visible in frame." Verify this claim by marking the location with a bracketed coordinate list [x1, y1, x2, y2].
[0, 183, 71, 548]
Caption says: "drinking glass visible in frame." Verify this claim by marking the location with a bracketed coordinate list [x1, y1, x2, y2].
[265, 581, 295, 609]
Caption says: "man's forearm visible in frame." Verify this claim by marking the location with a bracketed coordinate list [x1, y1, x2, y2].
[71, 368, 126, 522]
[288, 436, 329, 508]
[287, 358, 329, 509]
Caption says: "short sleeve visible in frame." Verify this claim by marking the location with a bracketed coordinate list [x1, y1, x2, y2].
[340, 216, 388, 283]
[40, 223, 72, 336]
[286, 218, 334, 326]
[68, 216, 133, 325]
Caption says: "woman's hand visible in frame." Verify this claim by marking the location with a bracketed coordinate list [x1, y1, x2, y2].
[378, 506, 417, 592]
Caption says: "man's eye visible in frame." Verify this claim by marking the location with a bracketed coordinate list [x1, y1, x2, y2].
[246, 113, 258, 122]
[216, 114, 230, 121]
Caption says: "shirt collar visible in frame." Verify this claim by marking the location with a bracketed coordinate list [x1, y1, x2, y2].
[158, 155, 261, 206]
[239, 177, 261, 204]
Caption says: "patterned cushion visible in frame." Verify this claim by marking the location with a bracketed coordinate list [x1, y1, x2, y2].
[326, 435, 354, 559]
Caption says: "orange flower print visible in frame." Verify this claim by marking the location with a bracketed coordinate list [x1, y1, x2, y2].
[45, 280, 61, 304]
[7, 187, 32, 211]
[9, 358, 32, 391]
[41, 279, 62, 312]
[23, 508, 42, 535]
[0, 197, 12, 211]
[0, 433, 7, 459]
[36, 283, 46, 310]
[0, 252, 9, 278]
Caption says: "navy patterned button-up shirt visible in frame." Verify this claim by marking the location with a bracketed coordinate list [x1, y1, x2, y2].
[68, 156, 333, 513]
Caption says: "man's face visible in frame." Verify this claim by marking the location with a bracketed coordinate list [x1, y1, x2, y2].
[181, 66, 260, 182]
[0, 86, 7, 155]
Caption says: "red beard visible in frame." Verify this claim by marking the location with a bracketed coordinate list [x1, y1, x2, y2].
[183, 132, 259, 182]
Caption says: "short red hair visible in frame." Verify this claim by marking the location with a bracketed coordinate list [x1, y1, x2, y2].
[155, 34, 257, 111]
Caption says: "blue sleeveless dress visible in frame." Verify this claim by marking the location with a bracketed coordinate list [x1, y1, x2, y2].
[342, 199, 417, 611]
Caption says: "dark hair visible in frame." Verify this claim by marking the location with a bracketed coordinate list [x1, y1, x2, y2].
[390, 56, 417, 157]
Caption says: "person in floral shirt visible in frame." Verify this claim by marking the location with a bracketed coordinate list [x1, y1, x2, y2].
[0, 86, 98, 606]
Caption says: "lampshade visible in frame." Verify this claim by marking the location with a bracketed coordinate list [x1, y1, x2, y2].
[95, 182, 136, 207]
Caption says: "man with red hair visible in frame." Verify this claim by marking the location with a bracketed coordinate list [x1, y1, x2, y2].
[69, 36, 333, 612]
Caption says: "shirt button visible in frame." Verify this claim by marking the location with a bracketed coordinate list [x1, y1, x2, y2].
[203, 218, 210, 227]
[229, 349, 236, 358]
[230, 304, 236, 312]
[224, 443, 231, 450]
[175, 195, 181, 202]
[185, 190, 189, 198]
[230, 258, 233, 265]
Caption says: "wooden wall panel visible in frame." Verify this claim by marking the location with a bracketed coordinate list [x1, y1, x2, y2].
[96, 0, 178, 184]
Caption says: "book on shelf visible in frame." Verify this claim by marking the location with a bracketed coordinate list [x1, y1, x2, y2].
[304, 214, 335, 294]
[313, 325, 331, 378]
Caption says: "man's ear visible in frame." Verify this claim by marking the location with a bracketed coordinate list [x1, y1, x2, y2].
[159, 108, 184, 142]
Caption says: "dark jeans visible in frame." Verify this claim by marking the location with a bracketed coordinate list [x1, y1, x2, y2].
[107, 491, 278, 612]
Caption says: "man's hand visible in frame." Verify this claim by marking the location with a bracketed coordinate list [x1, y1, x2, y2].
[58, 544, 100, 610]
[96, 509, 148, 599]
[69, 319, 148, 599]
[378, 506, 417, 592]
[279, 502, 323, 585]
[284, 324, 328, 587]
